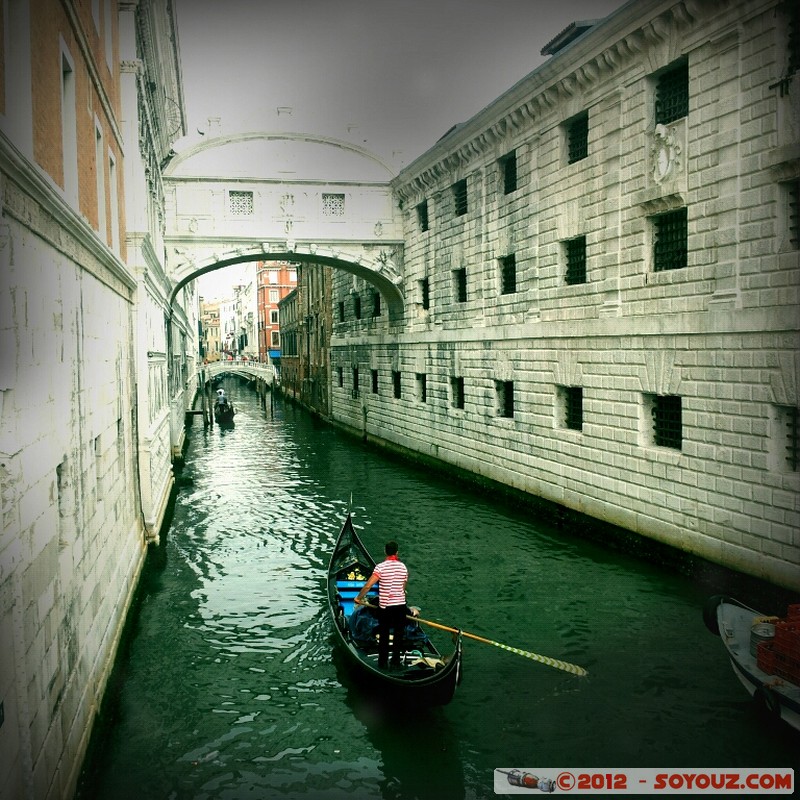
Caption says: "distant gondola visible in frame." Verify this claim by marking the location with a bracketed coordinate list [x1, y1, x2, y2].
[213, 396, 235, 426]
[327, 512, 463, 707]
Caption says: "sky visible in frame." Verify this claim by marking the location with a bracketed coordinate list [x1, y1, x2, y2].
[177, 0, 626, 298]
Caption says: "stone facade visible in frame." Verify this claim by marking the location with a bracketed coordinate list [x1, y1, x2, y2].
[330, 0, 800, 591]
[0, 1, 191, 798]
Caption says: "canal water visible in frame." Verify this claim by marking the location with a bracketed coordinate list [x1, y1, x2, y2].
[77, 379, 798, 800]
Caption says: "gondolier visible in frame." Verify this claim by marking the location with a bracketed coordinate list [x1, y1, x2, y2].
[355, 541, 414, 669]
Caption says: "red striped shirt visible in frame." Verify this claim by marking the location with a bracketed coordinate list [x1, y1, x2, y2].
[373, 557, 408, 608]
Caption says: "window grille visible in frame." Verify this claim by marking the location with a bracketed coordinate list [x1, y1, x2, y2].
[451, 376, 465, 409]
[338, 301, 345, 322]
[353, 295, 361, 320]
[420, 277, 430, 310]
[453, 179, 468, 216]
[371, 369, 379, 394]
[789, 180, 800, 249]
[322, 193, 345, 216]
[653, 208, 687, 271]
[454, 268, 467, 303]
[565, 386, 583, 430]
[500, 254, 517, 294]
[417, 200, 429, 231]
[416, 373, 427, 403]
[565, 236, 587, 285]
[567, 114, 589, 163]
[392, 370, 402, 399]
[652, 395, 682, 449]
[229, 190, 254, 216]
[497, 381, 515, 418]
[500, 151, 517, 194]
[655, 62, 689, 125]
[784, 406, 799, 471]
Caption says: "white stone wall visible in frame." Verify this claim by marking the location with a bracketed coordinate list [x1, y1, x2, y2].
[331, 0, 800, 590]
[0, 201, 145, 799]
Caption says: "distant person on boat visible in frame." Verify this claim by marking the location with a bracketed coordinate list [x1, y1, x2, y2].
[354, 541, 416, 669]
[216, 389, 228, 406]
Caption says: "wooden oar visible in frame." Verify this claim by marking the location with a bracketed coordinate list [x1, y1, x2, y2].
[411, 615, 588, 677]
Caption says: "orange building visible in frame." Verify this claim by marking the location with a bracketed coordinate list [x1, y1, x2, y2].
[257, 260, 297, 365]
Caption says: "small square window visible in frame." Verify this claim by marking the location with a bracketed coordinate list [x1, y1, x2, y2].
[655, 61, 689, 125]
[566, 113, 588, 164]
[451, 376, 465, 409]
[322, 193, 345, 216]
[229, 190, 254, 216]
[453, 268, 467, 303]
[500, 254, 517, 295]
[392, 370, 402, 399]
[565, 236, 587, 285]
[496, 380, 515, 418]
[416, 373, 427, 403]
[453, 179, 468, 216]
[499, 151, 517, 194]
[417, 200, 430, 232]
[653, 208, 688, 272]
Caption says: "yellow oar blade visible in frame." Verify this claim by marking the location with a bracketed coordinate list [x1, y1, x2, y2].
[412, 616, 588, 677]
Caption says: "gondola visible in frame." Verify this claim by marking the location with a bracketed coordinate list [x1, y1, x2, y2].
[327, 512, 463, 706]
[704, 595, 800, 732]
[213, 398, 235, 426]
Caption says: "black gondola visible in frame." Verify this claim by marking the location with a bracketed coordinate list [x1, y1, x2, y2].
[327, 512, 463, 707]
[213, 398, 235, 425]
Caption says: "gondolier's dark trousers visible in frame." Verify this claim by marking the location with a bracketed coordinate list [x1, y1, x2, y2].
[378, 603, 407, 667]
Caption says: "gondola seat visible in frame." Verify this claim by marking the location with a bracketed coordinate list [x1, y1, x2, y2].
[335, 579, 378, 619]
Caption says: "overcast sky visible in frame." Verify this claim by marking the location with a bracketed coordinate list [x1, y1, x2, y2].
[177, 0, 626, 166]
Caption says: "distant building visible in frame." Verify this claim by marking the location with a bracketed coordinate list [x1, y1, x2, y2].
[257, 261, 298, 366]
[199, 298, 222, 361]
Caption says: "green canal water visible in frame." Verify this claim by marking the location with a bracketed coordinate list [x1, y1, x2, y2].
[77, 380, 798, 799]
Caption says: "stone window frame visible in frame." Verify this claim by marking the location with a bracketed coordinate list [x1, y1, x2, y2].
[416, 200, 430, 232]
[564, 235, 587, 285]
[416, 373, 427, 404]
[642, 393, 682, 450]
[452, 267, 467, 303]
[495, 380, 515, 419]
[653, 59, 689, 127]
[499, 150, 518, 195]
[419, 277, 431, 310]
[322, 192, 346, 217]
[565, 111, 589, 164]
[499, 254, 517, 295]
[392, 370, 402, 399]
[452, 178, 468, 217]
[651, 207, 688, 272]
[450, 376, 465, 410]
[228, 189, 254, 216]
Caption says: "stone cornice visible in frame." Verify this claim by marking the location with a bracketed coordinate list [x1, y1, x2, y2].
[392, 0, 725, 204]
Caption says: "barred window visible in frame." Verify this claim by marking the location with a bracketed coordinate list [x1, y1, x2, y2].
[778, 405, 799, 471]
[372, 292, 381, 317]
[453, 267, 467, 303]
[417, 200, 430, 232]
[416, 373, 427, 403]
[563, 386, 583, 431]
[419, 277, 430, 310]
[451, 376, 465, 409]
[353, 295, 361, 320]
[496, 380, 515, 418]
[371, 369, 379, 395]
[322, 193, 345, 216]
[653, 208, 688, 271]
[352, 367, 359, 398]
[337, 367, 344, 388]
[655, 61, 689, 125]
[392, 370, 402, 399]
[453, 179, 468, 216]
[651, 394, 682, 450]
[228, 190, 254, 216]
[789, 179, 800, 249]
[567, 113, 589, 163]
[338, 301, 345, 322]
[500, 254, 517, 295]
[565, 236, 587, 285]
[500, 151, 517, 194]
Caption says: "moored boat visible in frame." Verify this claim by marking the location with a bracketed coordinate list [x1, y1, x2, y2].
[214, 397, 235, 425]
[704, 595, 800, 732]
[327, 512, 463, 707]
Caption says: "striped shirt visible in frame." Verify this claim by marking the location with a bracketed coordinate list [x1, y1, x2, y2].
[373, 556, 408, 608]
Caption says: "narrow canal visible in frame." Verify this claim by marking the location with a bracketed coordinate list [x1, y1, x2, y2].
[77, 379, 797, 799]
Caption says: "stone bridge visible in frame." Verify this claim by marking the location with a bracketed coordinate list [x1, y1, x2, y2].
[163, 130, 407, 318]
